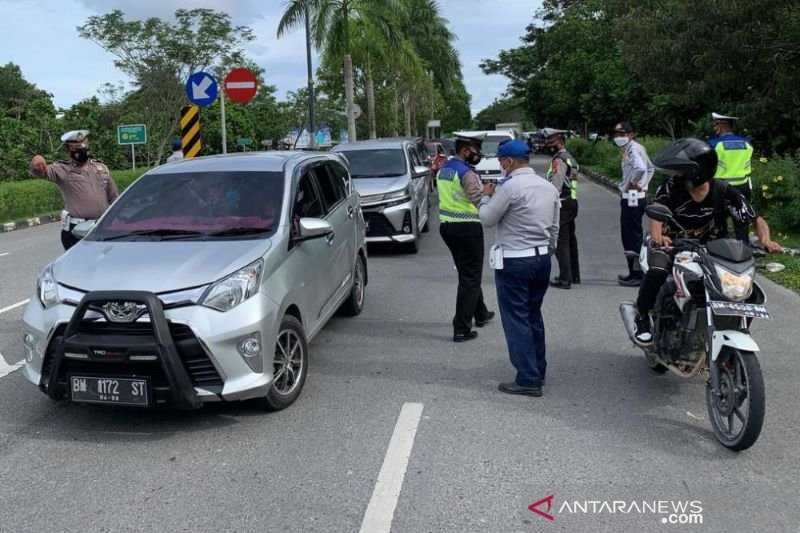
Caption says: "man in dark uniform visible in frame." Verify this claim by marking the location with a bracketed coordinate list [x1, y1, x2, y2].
[543, 128, 580, 289]
[438, 135, 495, 342]
[30, 130, 119, 250]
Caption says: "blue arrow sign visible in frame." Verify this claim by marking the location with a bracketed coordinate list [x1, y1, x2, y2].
[185, 71, 218, 107]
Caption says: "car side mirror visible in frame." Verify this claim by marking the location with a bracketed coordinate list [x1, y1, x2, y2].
[414, 165, 429, 176]
[71, 220, 95, 240]
[297, 218, 333, 241]
[645, 203, 674, 223]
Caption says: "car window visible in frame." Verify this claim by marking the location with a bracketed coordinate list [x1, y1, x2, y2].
[314, 163, 347, 211]
[336, 149, 406, 178]
[88, 171, 283, 241]
[295, 172, 325, 220]
[328, 160, 351, 194]
[482, 135, 514, 157]
[407, 147, 421, 168]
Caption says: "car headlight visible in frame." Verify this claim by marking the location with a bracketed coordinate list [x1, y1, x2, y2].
[715, 265, 754, 301]
[37, 264, 60, 308]
[381, 189, 412, 207]
[200, 259, 263, 312]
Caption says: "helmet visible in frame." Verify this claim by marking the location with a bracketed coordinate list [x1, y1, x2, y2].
[653, 138, 718, 188]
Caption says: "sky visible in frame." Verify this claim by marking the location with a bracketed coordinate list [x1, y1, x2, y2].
[0, 0, 541, 116]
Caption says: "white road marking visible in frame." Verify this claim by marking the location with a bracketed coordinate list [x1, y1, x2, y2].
[0, 352, 24, 379]
[359, 402, 424, 533]
[0, 252, 8, 257]
[0, 299, 29, 315]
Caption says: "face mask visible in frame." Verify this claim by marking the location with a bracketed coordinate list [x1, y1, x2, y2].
[466, 150, 482, 165]
[70, 148, 89, 163]
[613, 137, 629, 148]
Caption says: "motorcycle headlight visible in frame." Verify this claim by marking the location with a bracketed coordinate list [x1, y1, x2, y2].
[200, 259, 263, 312]
[715, 265, 754, 301]
[37, 264, 60, 309]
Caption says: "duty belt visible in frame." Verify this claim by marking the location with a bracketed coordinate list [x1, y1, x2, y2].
[61, 210, 95, 230]
[503, 246, 549, 258]
[718, 176, 751, 187]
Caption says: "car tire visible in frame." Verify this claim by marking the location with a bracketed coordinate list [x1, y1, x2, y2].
[257, 315, 308, 411]
[340, 255, 366, 317]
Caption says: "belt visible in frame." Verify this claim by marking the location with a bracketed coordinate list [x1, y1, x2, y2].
[62, 211, 95, 230]
[503, 246, 549, 258]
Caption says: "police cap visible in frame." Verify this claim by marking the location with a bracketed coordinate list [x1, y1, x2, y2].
[711, 112, 738, 123]
[496, 139, 531, 159]
[60, 130, 90, 144]
[540, 127, 568, 139]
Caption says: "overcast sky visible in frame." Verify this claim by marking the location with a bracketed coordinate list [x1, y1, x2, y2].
[1, 0, 540, 116]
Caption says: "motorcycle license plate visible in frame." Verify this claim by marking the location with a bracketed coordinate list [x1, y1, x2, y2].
[70, 375, 149, 406]
[709, 301, 770, 319]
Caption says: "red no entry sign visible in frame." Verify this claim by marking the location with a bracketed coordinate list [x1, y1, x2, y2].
[224, 68, 258, 104]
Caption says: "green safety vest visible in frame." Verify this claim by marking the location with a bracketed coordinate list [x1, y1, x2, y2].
[713, 137, 753, 187]
[546, 152, 579, 200]
[437, 159, 480, 223]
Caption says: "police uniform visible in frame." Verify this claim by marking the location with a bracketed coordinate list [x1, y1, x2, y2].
[438, 141, 493, 340]
[617, 138, 654, 285]
[29, 130, 119, 250]
[709, 112, 753, 243]
[545, 140, 580, 287]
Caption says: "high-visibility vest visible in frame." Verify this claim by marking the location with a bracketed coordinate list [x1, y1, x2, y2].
[546, 151, 579, 200]
[437, 158, 480, 223]
[711, 134, 753, 187]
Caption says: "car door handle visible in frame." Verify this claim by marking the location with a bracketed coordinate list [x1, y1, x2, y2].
[325, 231, 335, 245]
[346, 206, 355, 219]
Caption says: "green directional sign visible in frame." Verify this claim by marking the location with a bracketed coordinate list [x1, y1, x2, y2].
[117, 124, 147, 145]
[237, 137, 253, 146]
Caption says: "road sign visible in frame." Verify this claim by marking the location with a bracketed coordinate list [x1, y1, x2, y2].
[237, 138, 253, 146]
[185, 71, 218, 107]
[224, 68, 258, 104]
[180, 105, 202, 158]
[117, 124, 146, 145]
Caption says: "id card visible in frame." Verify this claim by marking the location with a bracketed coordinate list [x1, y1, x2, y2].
[489, 244, 504, 270]
[626, 191, 639, 207]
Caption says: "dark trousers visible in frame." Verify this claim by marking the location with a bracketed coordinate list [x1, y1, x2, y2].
[636, 247, 674, 316]
[731, 182, 752, 244]
[621, 198, 647, 274]
[440, 222, 491, 334]
[555, 199, 580, 283]
[60, 229, 79, 250]
[495, 255, 551, 387]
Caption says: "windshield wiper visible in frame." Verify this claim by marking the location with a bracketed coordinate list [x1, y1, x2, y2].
[204, 227, 271, 237]
[100, 229, 206, 241]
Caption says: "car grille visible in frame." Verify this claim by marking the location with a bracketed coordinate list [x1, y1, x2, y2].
[364, 212, 396, 237]
[41, 320, 223, 405]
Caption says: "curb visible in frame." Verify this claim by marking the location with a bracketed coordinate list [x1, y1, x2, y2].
[0, 212, 62, 234]
[580, 168, 620, 195]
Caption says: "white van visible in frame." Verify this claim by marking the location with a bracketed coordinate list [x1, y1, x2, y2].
[453, 130, 516, 182]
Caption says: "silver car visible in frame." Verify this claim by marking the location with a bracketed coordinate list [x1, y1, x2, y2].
[332, 138, 432, 253]
[21, 151, 367, 411]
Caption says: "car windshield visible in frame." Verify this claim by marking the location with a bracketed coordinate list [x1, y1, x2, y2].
[339, 149, 407, 178]
[88, 171, 284, 242]
[482, 135, 514, 157]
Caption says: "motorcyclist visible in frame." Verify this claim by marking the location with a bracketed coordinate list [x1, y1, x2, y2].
[634, 138, 782, 343]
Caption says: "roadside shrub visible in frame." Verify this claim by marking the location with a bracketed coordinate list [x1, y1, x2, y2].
[750, 153, 800, 232]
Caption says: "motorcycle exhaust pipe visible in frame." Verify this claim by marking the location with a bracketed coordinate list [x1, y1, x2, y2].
[619, 302, 640, 344]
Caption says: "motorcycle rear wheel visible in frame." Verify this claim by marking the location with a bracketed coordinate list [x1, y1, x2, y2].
[705, 349, 765, 451]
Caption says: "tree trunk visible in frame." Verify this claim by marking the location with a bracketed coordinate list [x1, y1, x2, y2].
[410, 96, 417, 137]
[343, 54, 357, 142]
[392, 83, 400, 137]
[403, 91, 412, 137]
[366, 65, 376, 139]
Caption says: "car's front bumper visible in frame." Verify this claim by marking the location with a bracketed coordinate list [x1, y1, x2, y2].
[22, 289, 279, 408]
[361, 200, 416, 243]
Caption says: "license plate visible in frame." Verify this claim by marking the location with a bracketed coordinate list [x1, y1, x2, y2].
[709, 301, 770, 319]
[70, 375, 149, 407]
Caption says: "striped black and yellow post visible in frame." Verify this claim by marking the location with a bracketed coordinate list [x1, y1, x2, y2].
[180, 105, 202, 158]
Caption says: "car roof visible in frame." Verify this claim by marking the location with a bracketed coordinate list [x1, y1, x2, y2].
[454, 130, 515, 138]
[149, 151, 327, 174]
[331, 138, 412, 151]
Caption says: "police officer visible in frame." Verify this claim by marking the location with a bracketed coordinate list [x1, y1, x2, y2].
[708, 112, 753, 244]
[166, 138, 184, 163]
[438, 135, 495, 343]
[29, 130, 119, 250]
[478, 140, 560, 397]
[613, 122, 654, 287]
[543, 128, 580, 289]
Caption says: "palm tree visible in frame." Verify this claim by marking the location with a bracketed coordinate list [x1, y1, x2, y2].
[278, 0, 399, 142]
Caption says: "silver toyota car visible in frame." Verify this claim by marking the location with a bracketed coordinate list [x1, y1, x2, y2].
[21, 151, 367, 411]
[332, 138, 431, 253]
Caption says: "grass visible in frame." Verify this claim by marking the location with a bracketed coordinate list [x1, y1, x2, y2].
[759, 232, 800, 293]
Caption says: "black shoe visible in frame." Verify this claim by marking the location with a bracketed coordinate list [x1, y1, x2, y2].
[453, 331, 478, 343]
[498, 382, 543, 397]
[634, 314, 653, 344]
[550, 279, 571, 289]
[572, 278, 581, 285]
[618, 275, 642, 287]
[475, 311, 495, 328]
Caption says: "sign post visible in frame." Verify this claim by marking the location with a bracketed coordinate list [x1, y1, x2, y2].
[223, 68, 259, 154]
[185, 71, 218, 155]
[180, 105, 202, 158]
[117, 124, 147, 170]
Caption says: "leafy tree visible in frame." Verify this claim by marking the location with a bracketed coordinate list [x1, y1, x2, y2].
[474, 97, 528, 130]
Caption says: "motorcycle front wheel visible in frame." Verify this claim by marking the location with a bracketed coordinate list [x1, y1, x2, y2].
[705, 349, 765, 451]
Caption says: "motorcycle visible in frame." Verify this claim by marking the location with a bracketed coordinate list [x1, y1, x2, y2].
[620, 203, 769, 451]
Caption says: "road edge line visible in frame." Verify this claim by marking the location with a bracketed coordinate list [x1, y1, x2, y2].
[0, 299, 30, 315]
[359, 402, 424, 533]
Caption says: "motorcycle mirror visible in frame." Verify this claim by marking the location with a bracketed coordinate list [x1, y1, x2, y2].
[645, 203, 674, 223]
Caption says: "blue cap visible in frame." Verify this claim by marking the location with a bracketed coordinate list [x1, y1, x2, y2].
[496, 139, 530, 158]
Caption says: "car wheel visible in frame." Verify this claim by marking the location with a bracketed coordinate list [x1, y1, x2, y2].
[340, 255, 366, 317]
[258, 316, 308, 411]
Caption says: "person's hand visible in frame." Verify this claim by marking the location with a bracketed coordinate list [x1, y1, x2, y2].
[763, 239, 783, 254]
[652, 234, 673, 248]
[31, 155, 46, 174]
[482, 182, 496, 197]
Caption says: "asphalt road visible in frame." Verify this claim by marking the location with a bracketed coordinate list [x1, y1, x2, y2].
[0, 155, 798, 533]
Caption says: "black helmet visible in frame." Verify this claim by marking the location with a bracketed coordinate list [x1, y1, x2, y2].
[653, 138, 718, 187]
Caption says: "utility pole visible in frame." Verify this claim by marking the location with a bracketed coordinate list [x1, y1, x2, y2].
[305, 5, 316, 149]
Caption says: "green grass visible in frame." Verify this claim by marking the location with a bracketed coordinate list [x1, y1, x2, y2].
[759, 231, 800, 293]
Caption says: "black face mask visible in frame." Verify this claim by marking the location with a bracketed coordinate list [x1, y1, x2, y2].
[465, 150, 482, 165]
[70, 148, 89, 163]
